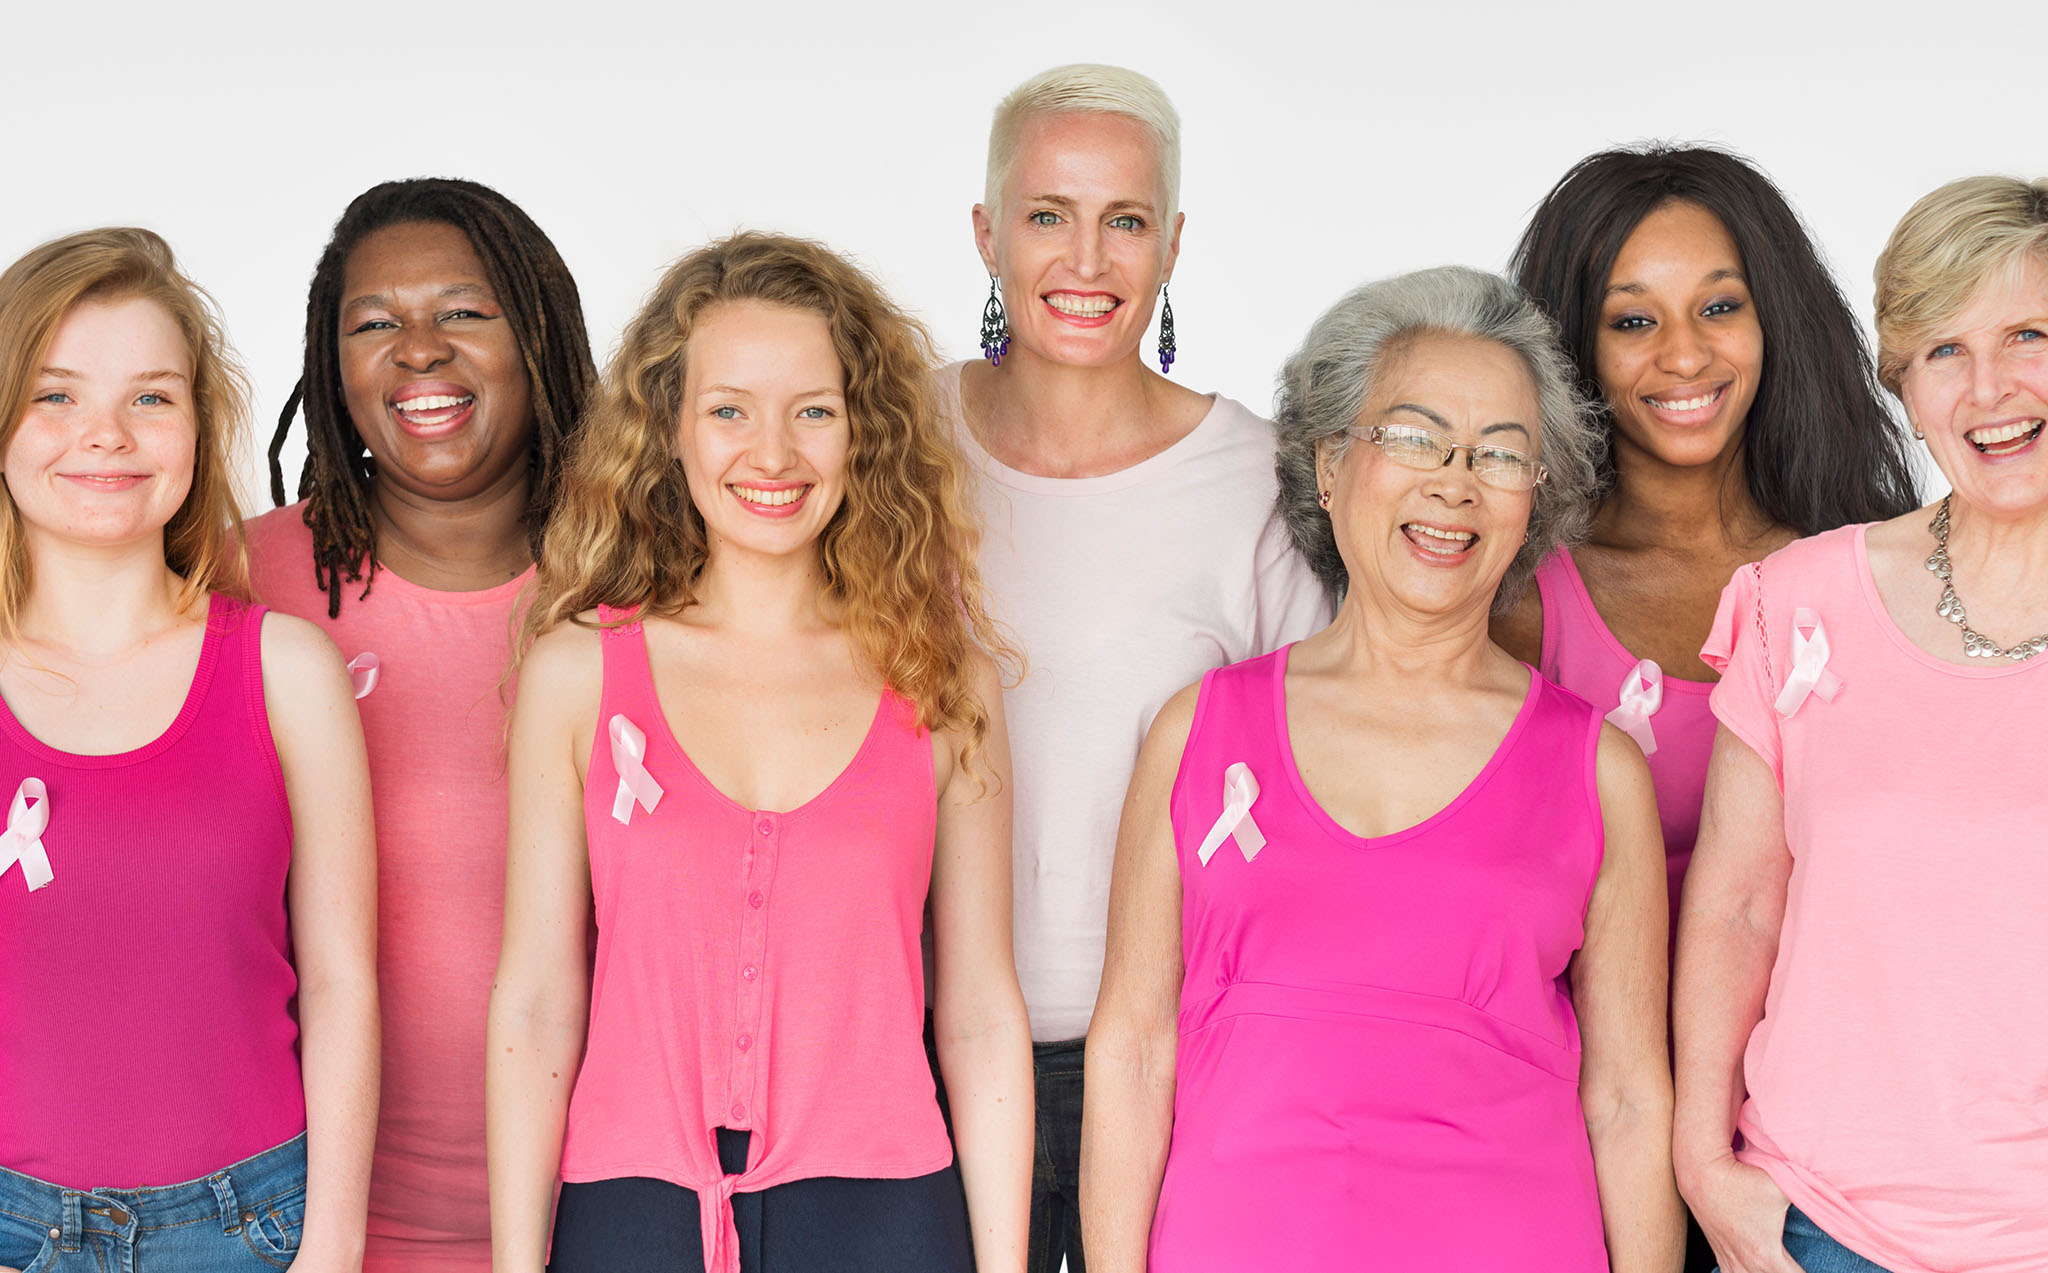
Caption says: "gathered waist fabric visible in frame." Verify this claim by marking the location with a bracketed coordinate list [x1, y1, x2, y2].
[561, 611, 951, 1273]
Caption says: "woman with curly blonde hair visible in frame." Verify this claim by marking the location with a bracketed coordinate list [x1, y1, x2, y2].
[488, 232, 1031, 1273]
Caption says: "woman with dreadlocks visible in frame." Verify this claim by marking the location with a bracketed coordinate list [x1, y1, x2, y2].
[247, 177, 596, 1272]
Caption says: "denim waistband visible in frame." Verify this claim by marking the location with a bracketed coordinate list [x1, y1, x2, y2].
[0, 1132, 306, 1241]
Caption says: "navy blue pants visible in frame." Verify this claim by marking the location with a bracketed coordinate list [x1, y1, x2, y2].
[547, 1129, 974, 1273]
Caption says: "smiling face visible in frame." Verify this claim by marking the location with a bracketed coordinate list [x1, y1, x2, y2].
[1594, 199, 1764, 472]
[973, 110, 1182, 369]
[1898, 253, 2048, 517]
[338, 220, 535, 505]
[6, 297, 198, 554]
[1322, 332, 1542, 618]
[676, 300, 850, 566]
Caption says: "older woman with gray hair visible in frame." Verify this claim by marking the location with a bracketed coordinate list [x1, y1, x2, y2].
[1082, 266, 1683, 1271]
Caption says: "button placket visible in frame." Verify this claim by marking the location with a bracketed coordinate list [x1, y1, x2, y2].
[728, 810, 778, 1128]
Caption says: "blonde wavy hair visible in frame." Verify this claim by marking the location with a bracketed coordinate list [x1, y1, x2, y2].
[527, 231, 1011, 770]
[0, 227, 251, 647]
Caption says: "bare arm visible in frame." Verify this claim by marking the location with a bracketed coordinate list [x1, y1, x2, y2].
[264, 613, 379, 1273]
[1079, 683, 1197, 1273]
[1574, 723, 1683, 1273]
[929, 653, 1033, 1273]
[1672, 727, 1800, 1273]
[486, 625, 599, 1273]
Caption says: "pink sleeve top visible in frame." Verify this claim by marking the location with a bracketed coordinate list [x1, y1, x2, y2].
[0, 595, 303, 1187]
[561, 611, 952, 1273]
[1534, 547, 1717, 936]
[247, 505, 527, 1271]
[1702, 524, 2048, 1273]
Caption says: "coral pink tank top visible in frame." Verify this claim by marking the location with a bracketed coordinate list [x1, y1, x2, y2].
[1535, 547, 1715, 933]
[560, 611, 953, 1273]
[1154, 646, 1608, 1268]
[0, 595, 303, 1187]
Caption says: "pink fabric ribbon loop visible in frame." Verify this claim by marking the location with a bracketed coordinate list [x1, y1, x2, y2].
[346, 652, 380, 700]
[1196, 762, 1267, 865]
[698, 1172, 743, 1273]
[2, 777, 53, 892]
[1605, 658, 1664, 756]
[608, 714, 663, 825]
[1773, 608, 1844, 719]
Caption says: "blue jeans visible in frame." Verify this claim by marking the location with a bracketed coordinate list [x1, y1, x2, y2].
[1715, 1205, 1896, 1273]
[0, 1134, 307, 1272]
[1029, 1038, 1086, 1273]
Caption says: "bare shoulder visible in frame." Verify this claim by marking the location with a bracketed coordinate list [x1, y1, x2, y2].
[1491, 581, 1544, 665]
[258, 610, 346, 683]
[522, 611, 605, 687]
[1143, 678, 1204, 759]
[1594, 718, 1655, 795]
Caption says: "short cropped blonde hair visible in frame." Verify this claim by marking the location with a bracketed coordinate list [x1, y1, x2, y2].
[984, 63, 1182, 219]
[1874, 174, 2048, 393]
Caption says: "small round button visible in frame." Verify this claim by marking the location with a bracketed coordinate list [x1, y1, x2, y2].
[756, 818, 773, 836]
[49, 1227, 60, 1241]
[736, 1033, 752, 1051]
[741, 964, 758, 981]
[748, 891, 765, 909]
[242, 1211, 256, 1224]
[730, 1102, 747, 1121]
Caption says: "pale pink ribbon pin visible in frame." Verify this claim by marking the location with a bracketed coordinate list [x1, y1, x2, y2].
[1773, 608, 1843, 719]
[2, 778, 53, 892]
[1196, 762, 1267, 866]
[608, 714, 663, 825]
[346, 652, 380, 700]
[1606, 658, 1663, 756]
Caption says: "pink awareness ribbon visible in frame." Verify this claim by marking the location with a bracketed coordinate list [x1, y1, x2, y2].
[1605, 658, 1664, 756]
[1773, 608, 1843, 720]
[346, 652, 380, 700]
[608, 714, 663, 825]
[1196, 762, 1267, 865]
[2, 778, 53, 892]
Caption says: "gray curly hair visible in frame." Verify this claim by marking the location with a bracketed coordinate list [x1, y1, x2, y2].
[1273, 265, 1601, 612]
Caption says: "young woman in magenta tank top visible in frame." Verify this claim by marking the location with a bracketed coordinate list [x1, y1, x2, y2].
[0, 230, 377, 1273]
[1085, 268, 1682, 1270]
[1494, 147, 1919, 953]
[488, 234, 1031, 1273]
[250, 177, 596, 1273]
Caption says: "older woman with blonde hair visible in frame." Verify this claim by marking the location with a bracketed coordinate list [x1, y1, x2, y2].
[0, 229, 377, 1273]
[488, 232, 1031, 1273]
[1084, 266, 1683, 1270]
[1675, 175, 2048, 1273]
[950, 63, 1327, 1271]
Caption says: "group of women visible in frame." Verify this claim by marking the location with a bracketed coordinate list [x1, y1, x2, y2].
[0, 60, 2041, 1273]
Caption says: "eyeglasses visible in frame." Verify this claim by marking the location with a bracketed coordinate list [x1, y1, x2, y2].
[1347, 423, 1548, 492]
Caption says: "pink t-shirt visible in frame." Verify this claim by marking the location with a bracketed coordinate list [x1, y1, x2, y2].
[1535, 547, 1717, 937]
[1702, 524, 2048, 1273]
[562, 612, 952, 1273]
[249, 506, 527, 1271]
[1, 595, 304, 1186]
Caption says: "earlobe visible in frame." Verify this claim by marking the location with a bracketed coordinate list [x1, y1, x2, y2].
[972, 204, 999, 277]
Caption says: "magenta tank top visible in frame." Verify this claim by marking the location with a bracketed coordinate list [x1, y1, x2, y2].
[561, 611, 952, 1273]
[0, 595, 304, 1187]
[1152, 645, 1608, 1269]
[1535, 546, 1715, 935]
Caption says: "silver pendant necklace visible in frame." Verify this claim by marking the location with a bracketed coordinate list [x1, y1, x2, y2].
[1926, 495, 2048, 661]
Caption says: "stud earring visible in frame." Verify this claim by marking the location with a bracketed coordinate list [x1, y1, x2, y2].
[979, 276, 1010, 366]
[1157, 284, 1177, 374]
[1317, 489, 1331, 510]
[1913, 425, 1925, 440]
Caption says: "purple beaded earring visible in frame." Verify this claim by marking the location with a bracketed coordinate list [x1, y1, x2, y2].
[980, 276, 1010, 365]
[1156, 285, 1177, 374]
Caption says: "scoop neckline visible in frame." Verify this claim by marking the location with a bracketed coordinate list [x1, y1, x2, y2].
[361, 559, 535, 608]
[1548, 546, 1716, 692]
[0, 593, 230, 769]
[1851, 522, 2046, 680]
[942, 360, 1228, 497]
[1270, 641, 1541, 847]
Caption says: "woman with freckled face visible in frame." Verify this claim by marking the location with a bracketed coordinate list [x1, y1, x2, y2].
[1673, 176, 2048, 1273]
[0, 229, 377, 1273]
[1083, 268, 1682, 1271]
[249, 177, 596, 1273]
[949, 64, 1327, 1273]
[488, 233, 1031, 1273]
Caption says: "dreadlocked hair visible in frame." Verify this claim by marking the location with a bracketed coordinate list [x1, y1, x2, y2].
[524, 231, 1015, 782]
[268, 177, 596, 616]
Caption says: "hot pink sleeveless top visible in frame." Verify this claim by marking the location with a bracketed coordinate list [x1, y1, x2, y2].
[1153, 645, 1608, 1269]
[1535, 546, 1715, 932]
[560, 611, 953, 1273]
[0, 595, 304, 1187]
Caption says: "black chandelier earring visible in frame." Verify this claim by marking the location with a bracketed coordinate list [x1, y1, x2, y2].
[1157, 284, 1177, 375]
[980, 276, 1010, 366]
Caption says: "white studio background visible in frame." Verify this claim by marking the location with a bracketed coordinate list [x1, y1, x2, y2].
[5, 0, 2039, 506]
